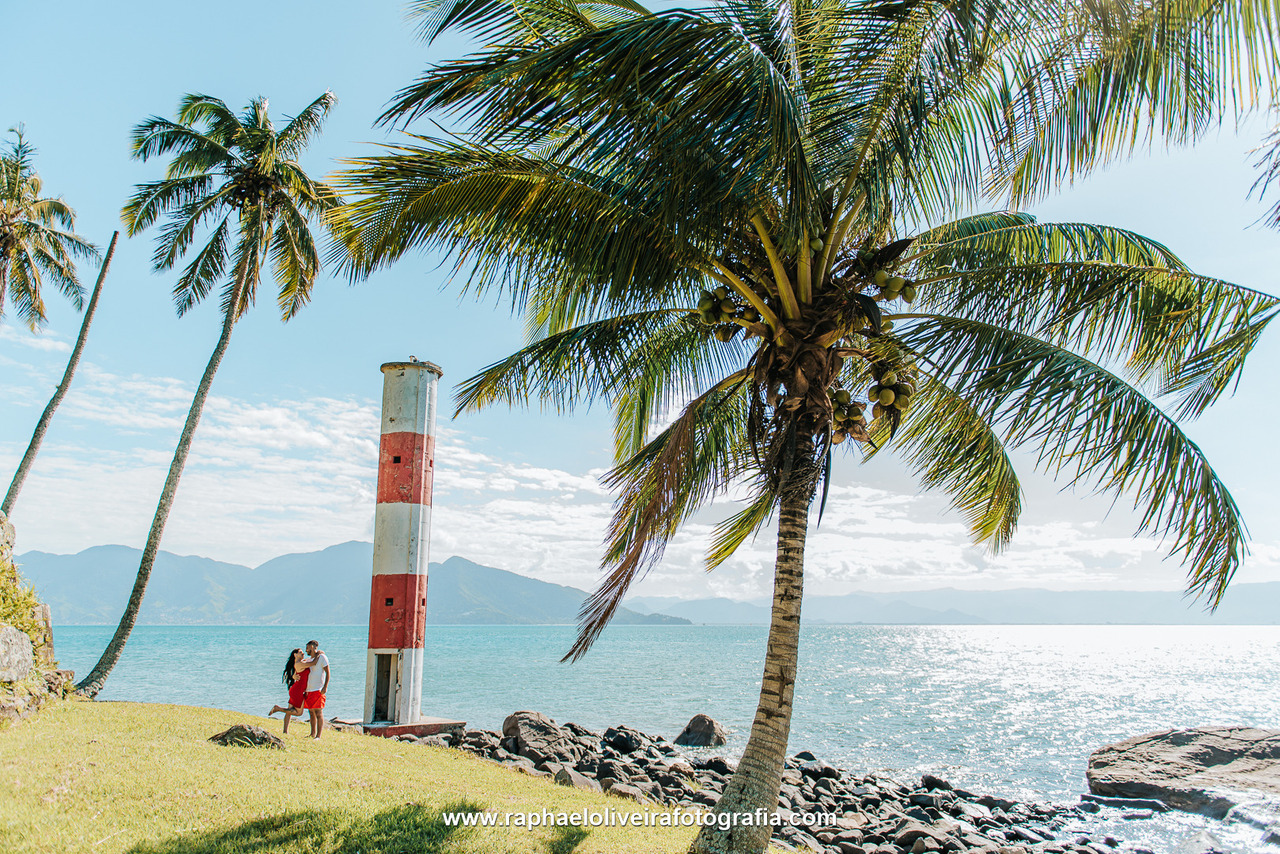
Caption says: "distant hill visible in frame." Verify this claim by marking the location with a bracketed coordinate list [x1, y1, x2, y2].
[18, 542, 1277, 626]
[14, 543, 689, 627]
[625, 583, 1280, 625]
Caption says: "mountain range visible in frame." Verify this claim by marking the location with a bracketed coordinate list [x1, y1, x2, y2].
[13, 542, 688, 627]
[15, 541, 1280, 626]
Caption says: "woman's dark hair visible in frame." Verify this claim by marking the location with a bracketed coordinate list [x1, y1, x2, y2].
[282, 648, 302, 687]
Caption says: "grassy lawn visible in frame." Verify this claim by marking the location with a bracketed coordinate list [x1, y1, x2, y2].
[0, 701, 699, 854]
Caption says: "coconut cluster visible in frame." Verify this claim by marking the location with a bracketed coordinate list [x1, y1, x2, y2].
[869, 361, 917, 419]
[827, 358, 919, 445]
[226, 172, 277, 209]
[695, 286, 762, 341]
[827, 386, 866, 445]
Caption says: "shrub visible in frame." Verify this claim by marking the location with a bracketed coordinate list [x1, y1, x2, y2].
[0, 559, 44, 648]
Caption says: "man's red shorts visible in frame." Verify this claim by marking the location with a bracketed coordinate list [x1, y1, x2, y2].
[303, 691, 326, 710]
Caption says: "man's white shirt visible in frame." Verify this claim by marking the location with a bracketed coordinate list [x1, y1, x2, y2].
[307, 652, 329, 692]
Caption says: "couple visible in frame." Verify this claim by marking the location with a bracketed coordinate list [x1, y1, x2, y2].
[269, 640, 329, 738]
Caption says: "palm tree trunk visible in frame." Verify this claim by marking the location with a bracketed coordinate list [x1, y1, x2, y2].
[689, 438, 816, 854]
[3, 232, 119, 516]
[0, 254, 10, 320]
[76, 274, 245, 698]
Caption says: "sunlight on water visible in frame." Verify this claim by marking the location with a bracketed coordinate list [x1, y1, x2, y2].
[56, 624, 1280, 852]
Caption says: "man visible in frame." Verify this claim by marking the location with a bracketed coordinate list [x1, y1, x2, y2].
[301, 639, 330, 739]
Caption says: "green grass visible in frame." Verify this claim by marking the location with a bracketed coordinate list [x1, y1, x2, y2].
[0, 701, 698, 854]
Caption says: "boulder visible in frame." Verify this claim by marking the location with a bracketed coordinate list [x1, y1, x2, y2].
[0, 624, 34, 683]
[603, 725, 646, 754]
[208, 724, 285, 750]
[675, 713, 729, 747]
[502, 711, 581, 764]
[1087, 727, 1280, 818]
[554, 767, 602, 792]
[605, 782, 648, 802]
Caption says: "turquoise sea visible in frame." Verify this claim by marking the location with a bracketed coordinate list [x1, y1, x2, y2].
[56, 624, 1280, 852]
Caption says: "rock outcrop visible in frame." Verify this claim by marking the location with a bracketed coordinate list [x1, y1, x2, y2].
[0, 512, 72, 727]
[0, 624, 34, 683]
[1088, 727, 1280, 818]
[675, 713, 729, 747]
[383, 710, 1147, 854]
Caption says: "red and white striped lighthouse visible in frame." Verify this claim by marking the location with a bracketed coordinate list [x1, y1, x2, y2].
[364, 359, 441, 726]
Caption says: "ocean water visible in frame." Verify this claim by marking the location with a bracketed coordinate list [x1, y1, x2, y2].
[54, 624, 1280, 852]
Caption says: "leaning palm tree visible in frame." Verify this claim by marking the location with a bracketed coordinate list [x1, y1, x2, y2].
[76, 93, 339, 698]
[3, 232, 120, 517]
[334, 2, 1279, 852]
[0, 126, 96, 328]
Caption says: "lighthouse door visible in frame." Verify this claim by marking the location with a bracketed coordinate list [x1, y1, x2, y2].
[372, 654, 394, 721]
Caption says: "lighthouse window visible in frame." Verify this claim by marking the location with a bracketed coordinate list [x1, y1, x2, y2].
[385, 597, 394, 606]
[392, 455, 402, 464]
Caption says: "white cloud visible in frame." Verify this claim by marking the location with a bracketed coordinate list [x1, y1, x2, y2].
[3, 360, 1278, 601]
[0, 326, 72, 353]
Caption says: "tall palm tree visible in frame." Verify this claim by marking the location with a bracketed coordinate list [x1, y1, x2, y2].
[3, 232, 120, 517]
[334, 3, 1279, 852]
[76, 93, 339, 698]
[0, 126, 96, 328]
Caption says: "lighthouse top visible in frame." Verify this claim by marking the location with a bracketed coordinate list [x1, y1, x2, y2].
[381, 360, 443, 376]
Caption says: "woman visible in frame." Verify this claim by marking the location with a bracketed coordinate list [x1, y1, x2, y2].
[268, 648, 310, 733]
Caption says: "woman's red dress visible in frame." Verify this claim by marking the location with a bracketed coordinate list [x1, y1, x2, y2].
[286, 668, 308, 710]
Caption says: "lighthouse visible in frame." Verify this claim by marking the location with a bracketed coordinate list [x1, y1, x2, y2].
[361, 359, 462, 736]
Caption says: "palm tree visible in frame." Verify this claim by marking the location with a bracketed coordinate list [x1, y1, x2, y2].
[76, 93, 339, 698]
[0, 126, 96, 328]
[3, 232, 120, 517]
[333, 3, 1279, 852]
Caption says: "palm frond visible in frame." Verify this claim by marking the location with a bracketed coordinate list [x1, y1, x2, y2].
[568, 371, 751, 660]
[896, 315, 1248, 604]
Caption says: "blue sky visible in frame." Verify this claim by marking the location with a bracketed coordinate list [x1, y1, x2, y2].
[3, 1, 1279, 602]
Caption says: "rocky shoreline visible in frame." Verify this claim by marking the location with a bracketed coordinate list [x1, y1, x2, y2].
[366, 711, 1144, 854]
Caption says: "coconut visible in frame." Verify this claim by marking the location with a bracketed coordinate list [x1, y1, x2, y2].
[744, 308, 760, 322]
[720, 298, 735, 314]
[872, 402, 885, 419]
[889, 276, 906, 290]
[809, 238, 824, 252]
[881, 372, 898, 386]
[714, 286, 729, 299]
[902, 284, 916, 302]
[878, 388, 896, 405]
[881, 320, 894, 332]
[896, 395, 912, 411]
[874, 270, 889, 286]
[715, 326, 735, 342]
[698, 295, 716, 311]
[834, 389, 851, 405]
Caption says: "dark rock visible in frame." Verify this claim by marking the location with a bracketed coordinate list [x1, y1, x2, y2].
[603, 725, 646, 754]
[694, 756, 737, 776]
[978, 795, 1018, 812]
[555, 767, 602, 792]
[893, 820, 950, 847]
[208, 724, 284, 750]
[921, 774, 953, 791]
[1088, 727, 1280, 818]
[503, 711, 582, 764]
[674, 713, 729, 747]
[800, 759, 841, 779]
[605, 781, 648, 802]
